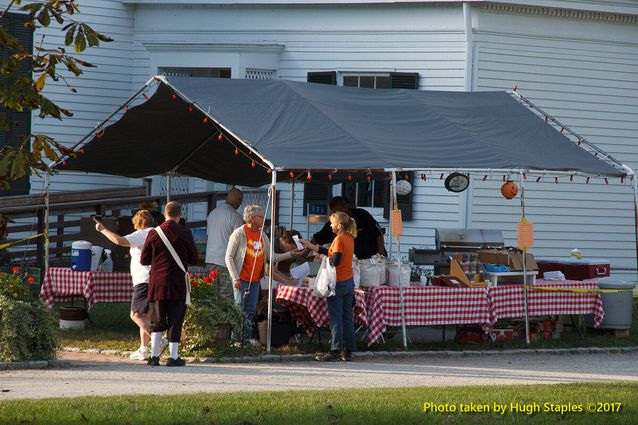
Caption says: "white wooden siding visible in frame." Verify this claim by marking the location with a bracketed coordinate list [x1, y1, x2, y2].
[474, 7, 638, 280]
[16, 0, 140, 193]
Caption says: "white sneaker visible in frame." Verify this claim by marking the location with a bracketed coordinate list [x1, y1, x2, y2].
[248, 338, 261, 347]
[129, 348, 150, 360]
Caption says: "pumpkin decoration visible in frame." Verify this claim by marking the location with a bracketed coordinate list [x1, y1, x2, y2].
[501, 180, 518, 199]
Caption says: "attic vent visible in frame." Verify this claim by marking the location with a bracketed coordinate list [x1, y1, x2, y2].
[245, 69, 276, 80]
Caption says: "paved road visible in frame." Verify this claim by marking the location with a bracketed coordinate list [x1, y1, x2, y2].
[1, 350, 637, 400]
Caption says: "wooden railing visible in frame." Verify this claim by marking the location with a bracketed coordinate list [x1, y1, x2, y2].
[1, 186, 278, 269]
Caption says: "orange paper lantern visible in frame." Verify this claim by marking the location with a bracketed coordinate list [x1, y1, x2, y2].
[501, 181, 518, 199]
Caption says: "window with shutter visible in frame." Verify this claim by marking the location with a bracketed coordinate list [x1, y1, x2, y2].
[302, 72, 338, 214]
[328, 71, 419, 220]
[1, 12, 33, 196]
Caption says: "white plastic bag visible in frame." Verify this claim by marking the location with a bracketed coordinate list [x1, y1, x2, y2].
[352, 260, 360, 289]
[359, 255, 387, 287]
[314, 256, 336, 298]
[387, 262, 411, 287]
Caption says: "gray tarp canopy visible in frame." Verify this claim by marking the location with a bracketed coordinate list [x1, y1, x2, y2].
[64, 76, 625, 185]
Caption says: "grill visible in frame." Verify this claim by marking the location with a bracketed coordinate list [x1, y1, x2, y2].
[409, 228, 504, 271]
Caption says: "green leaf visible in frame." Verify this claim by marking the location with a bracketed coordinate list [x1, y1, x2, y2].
[73, 30, 86, 53]
[37, 9, 51, 27]
[84, 28, 99, 48]
[65, 26, 75, 46]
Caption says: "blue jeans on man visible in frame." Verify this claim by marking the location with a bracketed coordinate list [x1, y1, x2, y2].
[326, 278, 356, 352]
[234, 280, 260, 343]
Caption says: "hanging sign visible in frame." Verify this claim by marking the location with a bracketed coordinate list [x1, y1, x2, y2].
[517, 220, 534, 249]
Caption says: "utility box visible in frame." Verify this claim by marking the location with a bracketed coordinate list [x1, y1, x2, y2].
[586, 277, 634, 332]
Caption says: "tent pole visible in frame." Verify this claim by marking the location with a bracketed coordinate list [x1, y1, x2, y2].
[290, 180, 295, 230]
[44, 173, 50, 272]
[519, 171, 530, 345]
[391, 171, 408, 350]
[166, 173, 171, 203]
[266, 170, 277, 353]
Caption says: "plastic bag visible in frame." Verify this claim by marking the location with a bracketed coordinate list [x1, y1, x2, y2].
[387, 262, 411, 287]
[314, 256, 336, 298]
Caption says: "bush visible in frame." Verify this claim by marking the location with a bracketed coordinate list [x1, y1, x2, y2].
[0, 270, 58, 362]
[181, 271, 244, 353]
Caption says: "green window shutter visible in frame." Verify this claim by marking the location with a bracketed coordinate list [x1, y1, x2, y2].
[1, 12, 33, 196]
[383, 172, 414, 221]
[390, 72, 419, 89]
[307, 71, 337, 85]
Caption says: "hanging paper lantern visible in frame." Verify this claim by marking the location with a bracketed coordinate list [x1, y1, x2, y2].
[396, 179, 412, 196]
[501, 181, 518, 199]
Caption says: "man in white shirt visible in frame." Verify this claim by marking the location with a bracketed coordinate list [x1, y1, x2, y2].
[205, 188, 243, 298]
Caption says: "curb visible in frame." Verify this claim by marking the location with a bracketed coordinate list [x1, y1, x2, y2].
[51, 345, 638, 365]
[0, 360, 72, 371]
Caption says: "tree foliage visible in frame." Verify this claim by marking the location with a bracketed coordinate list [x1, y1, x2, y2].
[0, 0, 112, 235]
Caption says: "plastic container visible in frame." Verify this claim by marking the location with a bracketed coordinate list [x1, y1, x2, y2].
[102, 249, 113, 272]
[71, 241, 92, 271]
[483, 264, 510, 273]
[90, 246, 104, 271]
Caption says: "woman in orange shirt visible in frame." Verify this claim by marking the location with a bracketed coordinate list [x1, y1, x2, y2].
[302, 211, 357, 361]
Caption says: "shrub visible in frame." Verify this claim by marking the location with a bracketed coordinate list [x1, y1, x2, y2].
[0, 270, 58, 362]
[181, 271, 244, 353]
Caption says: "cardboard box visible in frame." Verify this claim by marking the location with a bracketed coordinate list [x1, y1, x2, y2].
[478, 249, 538, 271]
[478, 249, 510, 266]
[509, 252, 538, 271]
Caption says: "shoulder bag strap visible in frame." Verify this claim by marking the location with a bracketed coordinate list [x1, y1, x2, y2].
[155, 225, 191, 305]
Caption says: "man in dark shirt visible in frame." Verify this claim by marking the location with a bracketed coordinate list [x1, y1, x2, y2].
[312, 196, 386, 260]
[140, 201, 198, 367]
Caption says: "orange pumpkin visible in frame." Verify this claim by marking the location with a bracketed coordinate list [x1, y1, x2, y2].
[501, 181, 518, 199]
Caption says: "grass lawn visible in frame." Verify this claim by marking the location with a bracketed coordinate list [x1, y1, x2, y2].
[0, 383, 636, 424]
[57, 301, 638, 357]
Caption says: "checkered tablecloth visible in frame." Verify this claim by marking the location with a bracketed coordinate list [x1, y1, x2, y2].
[40, 267, 133, 310]
[488, 280, 604, 327]
[275, 285, 367, 336]
[365, 286, 494, 346]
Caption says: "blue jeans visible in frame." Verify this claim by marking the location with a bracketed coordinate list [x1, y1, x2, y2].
[326, 278, 356, 352]
[234, 280, 261, 343]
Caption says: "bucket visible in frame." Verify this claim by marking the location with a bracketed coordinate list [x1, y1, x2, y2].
[59, 306, 88, 329]
[90, 246, 104, 271]
[71, 241, 92, 271]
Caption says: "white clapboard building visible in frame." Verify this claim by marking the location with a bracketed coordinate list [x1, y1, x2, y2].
[3, 0, 638, 279]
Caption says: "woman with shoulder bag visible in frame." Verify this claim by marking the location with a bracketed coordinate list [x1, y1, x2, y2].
[301, 211, 357, 361]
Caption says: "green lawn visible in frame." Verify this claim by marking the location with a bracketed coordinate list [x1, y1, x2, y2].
[57, 302, 638, 357]
[1, 383, 636, 424]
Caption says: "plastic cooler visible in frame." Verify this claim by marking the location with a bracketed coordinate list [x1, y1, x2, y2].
[71, 240, 92, 271]
[585, 277, 635, 330]
[536, 257, 610, 280]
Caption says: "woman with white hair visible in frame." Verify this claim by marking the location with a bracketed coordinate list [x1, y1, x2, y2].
[225, 205, 296, 345]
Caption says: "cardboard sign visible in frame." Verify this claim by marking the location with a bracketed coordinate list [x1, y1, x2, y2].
[509, 252, 539, 271]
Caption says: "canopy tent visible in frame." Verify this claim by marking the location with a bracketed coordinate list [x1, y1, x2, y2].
[64, 76, 627, 183]
[59, 76, 634, 351]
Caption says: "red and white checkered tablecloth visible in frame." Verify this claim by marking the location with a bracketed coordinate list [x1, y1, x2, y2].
[488, 280, 604, 327]
[40, 267, 133, 310]
[275, 285, 367, 337]
[365, 286, 494, 346]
